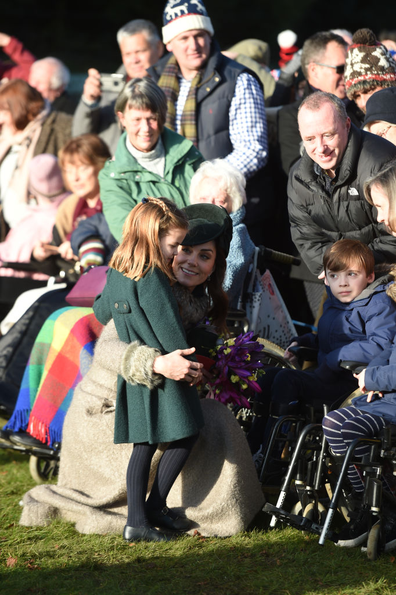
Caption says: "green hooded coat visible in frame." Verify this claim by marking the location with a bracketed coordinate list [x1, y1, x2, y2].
[99, 128, 203, 243]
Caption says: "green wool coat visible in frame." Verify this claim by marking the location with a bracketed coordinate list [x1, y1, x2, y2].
[93, 267, 204, 444]
[99, 127, 204, 243]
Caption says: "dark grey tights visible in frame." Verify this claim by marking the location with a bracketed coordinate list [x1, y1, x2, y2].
[126, 433, 198, 527]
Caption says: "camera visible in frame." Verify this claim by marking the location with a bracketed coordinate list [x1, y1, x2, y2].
[100, 73, 126, 93]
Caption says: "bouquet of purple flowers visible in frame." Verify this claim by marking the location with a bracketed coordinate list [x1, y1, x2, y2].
[205, 331, 264, 408]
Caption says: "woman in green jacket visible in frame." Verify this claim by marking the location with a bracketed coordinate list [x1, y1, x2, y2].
[99, 78, 203, 243]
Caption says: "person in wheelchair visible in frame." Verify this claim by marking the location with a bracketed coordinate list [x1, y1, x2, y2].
[322, 161, 396, 550]
[247, 239, 396, 457]
[322, 335, 396, 550]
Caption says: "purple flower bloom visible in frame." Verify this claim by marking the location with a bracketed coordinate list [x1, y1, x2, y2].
[204, 332, 265, 408]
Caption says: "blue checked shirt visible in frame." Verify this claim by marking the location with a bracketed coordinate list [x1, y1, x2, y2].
[175, 72, 268, 179]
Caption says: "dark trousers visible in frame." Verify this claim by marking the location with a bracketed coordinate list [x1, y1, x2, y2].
[247, 367, 357, 454]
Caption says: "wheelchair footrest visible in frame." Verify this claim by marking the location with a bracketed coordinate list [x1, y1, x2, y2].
[263, 502, 339, 543]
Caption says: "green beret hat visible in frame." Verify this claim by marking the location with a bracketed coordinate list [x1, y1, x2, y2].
[181, 204, 233, 257]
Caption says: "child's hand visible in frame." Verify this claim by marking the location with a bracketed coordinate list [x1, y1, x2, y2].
[353, 368, 367, 392]
[58, 241, 77, 261]
[353, 369, 382, 401]
[366, 390, 383, 403]
[284, 341, 299, 365]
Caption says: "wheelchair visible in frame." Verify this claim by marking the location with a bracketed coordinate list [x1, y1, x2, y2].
[261, 360, 396, 559]
[0, 429, 60, 483]
[0, 259, 82, 483]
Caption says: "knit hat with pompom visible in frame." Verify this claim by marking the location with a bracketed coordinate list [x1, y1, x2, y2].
[277, 30, 298, 68]
[345, 28, 396, 100]
[162, 0, 214, 44]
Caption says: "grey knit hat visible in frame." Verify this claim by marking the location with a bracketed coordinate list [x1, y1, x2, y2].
[345, 28, 396, 100]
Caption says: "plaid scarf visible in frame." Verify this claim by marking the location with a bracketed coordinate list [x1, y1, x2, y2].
[158, 54, 202, 147]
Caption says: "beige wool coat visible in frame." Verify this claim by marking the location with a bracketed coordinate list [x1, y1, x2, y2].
[20, 320, 264, 536]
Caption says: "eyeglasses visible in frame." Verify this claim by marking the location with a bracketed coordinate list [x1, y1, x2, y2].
[314, 62, 345, 75]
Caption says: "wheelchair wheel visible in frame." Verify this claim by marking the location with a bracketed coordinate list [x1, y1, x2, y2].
[29, 455, 59, 484]
[325, 482, 351, 522]
[257, 338, 296, 370]
[367, 521, 381, 561]
[291, 501, 303, 516]
[302, 502, 327, 525]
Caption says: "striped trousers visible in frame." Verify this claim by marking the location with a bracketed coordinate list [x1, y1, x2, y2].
[322, 406, 386, 493]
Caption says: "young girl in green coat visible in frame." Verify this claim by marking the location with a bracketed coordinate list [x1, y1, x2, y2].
[93, 197, 208, 543]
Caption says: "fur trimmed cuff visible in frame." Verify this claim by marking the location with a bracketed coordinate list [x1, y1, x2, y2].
[120, 341, 163, 389]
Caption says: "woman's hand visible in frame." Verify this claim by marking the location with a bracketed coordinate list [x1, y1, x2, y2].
[32, 241, 58, 262]
[58, 241, 77, 261]
[153, 347, 203, 384]
[284, 341, 299, 365]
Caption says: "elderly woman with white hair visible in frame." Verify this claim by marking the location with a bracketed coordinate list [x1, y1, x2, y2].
[189, 159, 256, 306]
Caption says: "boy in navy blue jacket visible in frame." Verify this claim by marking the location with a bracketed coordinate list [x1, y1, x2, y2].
[248, 239, 396, 455]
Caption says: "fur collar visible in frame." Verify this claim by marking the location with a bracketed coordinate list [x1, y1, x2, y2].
[172, 282, 210, 331]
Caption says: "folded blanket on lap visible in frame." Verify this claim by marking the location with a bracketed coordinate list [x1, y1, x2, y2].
[5, 306, 104, 446]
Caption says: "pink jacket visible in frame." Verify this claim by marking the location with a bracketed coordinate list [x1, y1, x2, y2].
[0, 192, 69, 279]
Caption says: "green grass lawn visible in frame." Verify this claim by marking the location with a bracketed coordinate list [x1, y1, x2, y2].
[1, 448, 396, 595]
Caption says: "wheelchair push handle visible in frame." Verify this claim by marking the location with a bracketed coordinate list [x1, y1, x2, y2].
[288, 345, 318, 362]
[258, 246, 301, 268]
[1, 261, 40, 272]
[340, 361, 367, 374]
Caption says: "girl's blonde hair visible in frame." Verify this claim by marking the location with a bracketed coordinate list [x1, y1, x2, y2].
[109, 197, 188, 281]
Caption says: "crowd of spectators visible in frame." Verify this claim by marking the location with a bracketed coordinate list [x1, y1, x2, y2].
[2, 0, 396, 547]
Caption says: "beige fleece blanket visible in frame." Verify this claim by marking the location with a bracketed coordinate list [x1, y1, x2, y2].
[20, 321, 264, 536]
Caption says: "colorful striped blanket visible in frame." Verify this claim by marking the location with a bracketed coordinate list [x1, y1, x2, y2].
[5, 307, 104, 446]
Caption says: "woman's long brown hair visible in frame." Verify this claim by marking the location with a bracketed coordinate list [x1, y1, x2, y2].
[206, 244, 229, 335]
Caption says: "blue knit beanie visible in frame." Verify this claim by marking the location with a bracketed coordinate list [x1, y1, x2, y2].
[162, 0, 214, 44]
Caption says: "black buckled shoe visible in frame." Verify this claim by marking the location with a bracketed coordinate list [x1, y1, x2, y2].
[123, 525, 173, 542]
[147, 506, 191, 532]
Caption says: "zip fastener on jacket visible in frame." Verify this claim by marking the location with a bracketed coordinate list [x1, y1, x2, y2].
[295, 176, 341, 229]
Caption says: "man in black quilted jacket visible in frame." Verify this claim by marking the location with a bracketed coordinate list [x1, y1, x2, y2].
[288, 91, 396, 277]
